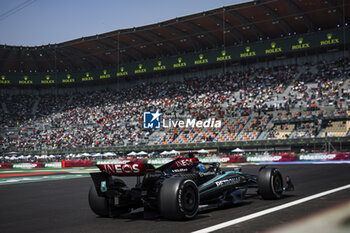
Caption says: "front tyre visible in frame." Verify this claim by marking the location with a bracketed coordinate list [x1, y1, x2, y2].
[159, 177, 199, 220]
[258, 168, 283, 200]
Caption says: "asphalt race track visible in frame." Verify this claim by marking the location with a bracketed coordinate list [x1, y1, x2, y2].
[0, 164, 350, 233]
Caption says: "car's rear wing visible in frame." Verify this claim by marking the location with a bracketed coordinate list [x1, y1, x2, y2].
[97, 162, 155, 176]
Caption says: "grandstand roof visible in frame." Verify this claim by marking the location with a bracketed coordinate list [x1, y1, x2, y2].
[0, 0, 349, 74]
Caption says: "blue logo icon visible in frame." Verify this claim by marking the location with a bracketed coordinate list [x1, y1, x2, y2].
[143, 111, 162, 129]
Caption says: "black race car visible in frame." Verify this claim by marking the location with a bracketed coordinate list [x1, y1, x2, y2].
[89, 154, 294, 220]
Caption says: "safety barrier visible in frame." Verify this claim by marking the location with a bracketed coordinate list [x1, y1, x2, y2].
[61, 160, 94, 168]
[2, 152, 350, 170]
[12, 163, 45, 169]
[0, 163, 13, 169]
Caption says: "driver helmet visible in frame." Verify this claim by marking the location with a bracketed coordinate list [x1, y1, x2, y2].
[196, 164, 207, 172]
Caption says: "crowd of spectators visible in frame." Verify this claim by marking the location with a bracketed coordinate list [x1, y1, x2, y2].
[0, 57, 349, 152]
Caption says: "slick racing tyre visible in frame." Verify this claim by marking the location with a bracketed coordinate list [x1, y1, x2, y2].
[88, 178, 130, 218]
[89, 184, 111, 217]
[159, 177, 199, 220]
[258, 167, 283, 200]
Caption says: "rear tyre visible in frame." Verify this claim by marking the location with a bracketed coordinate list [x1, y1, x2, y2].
[258, 168, 283, 200]
[89, 184, 111, 217]
[159, 177, 199, 220]
[88, 178, 131, 218]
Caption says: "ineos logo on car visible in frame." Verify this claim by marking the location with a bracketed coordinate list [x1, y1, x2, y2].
[99, 164, 141, 175]
[173, 158, 198, 168]
[175, 159, 194, 167]
[115, 164, 140, 173]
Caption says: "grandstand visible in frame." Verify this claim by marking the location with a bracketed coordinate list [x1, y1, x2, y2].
[1, 0, 350, 155]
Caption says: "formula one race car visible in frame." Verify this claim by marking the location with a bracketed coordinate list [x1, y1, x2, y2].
[89, 154, 294, 220]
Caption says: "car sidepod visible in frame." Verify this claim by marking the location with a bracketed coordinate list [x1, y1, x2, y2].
[198, 171, 247, 205]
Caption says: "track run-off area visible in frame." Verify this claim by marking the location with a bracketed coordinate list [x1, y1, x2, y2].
[0, 168, 97, 185]
[0, 163, 349, 233]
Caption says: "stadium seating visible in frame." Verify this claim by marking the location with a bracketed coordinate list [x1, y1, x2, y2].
[237, 115, 272, 141]
[322, 121, 350, 137]
[1, 57, 349, 151]
[215, 117, 250, 142]
[270, 124, 295, 139]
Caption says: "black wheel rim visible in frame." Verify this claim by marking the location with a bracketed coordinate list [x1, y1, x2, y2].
[182, 187, 196, 212]
[273, 175, 283, 194]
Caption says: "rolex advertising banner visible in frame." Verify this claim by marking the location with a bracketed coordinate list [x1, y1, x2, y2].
[1, 29, 349, 86]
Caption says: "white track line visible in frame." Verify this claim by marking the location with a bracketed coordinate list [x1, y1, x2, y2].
[192, 184, 350, 233]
